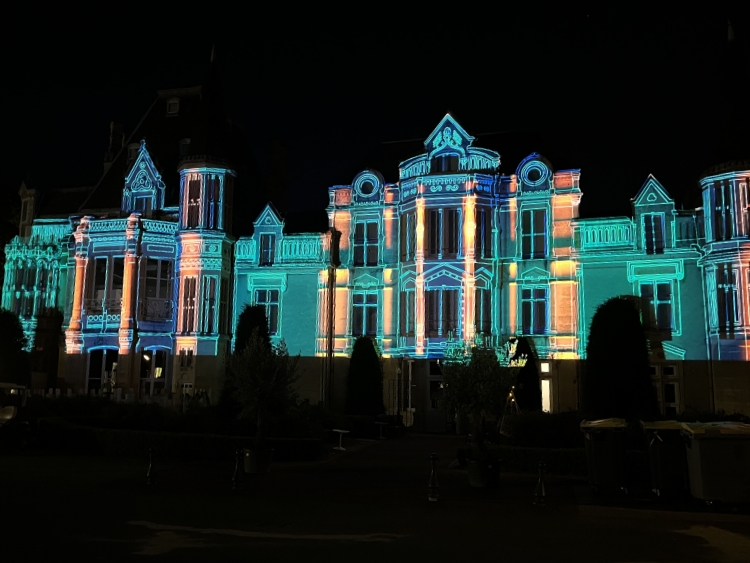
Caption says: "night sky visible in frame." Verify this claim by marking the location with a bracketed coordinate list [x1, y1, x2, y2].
[4, 7, 749, 222]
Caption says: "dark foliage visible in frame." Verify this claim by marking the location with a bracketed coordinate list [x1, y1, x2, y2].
[0, 309, 31, 387]
[227, 328, 300, 443]
[345, 337, 385, 416]
[234, 304, 270, 353]
[583, 296, 659, 421]
[513, 337, 542, 411]
[219, 304, 271, 420]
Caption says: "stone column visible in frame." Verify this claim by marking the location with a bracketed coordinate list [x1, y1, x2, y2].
[119, 213, 141, 354]
[65, 217, 92, 354]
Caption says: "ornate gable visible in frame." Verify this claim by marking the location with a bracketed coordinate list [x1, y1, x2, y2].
[122, 141, 166, 213]
[632, 175, 673, 207]
[425, 114, 475, 157]
[253, 203, 283, 230]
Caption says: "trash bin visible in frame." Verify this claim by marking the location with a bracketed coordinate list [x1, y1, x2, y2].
[640, 420, 688, 497]
[681, 422, 750, 503]
[581, 418, 628, 494]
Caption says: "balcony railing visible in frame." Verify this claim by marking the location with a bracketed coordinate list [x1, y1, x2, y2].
[279, 235, 324, 264]
[138, 298, 173, 322]
[574, 219, 635, 252]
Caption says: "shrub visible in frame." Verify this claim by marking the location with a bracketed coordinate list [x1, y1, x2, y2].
[583, 296, 659, 421]
[346, 337, 385, 416]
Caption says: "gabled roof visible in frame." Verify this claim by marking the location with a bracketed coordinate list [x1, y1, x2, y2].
[632, 175, 673, 207]
[78, 73, 245, 214]
[424, 113, 475, 156]
[254, 202, 283, 228]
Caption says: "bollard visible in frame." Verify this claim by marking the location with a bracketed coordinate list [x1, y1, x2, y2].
[232, 449, 243, 490]
[428, 453, 439, 502]
[534, 461, 546, 506]
[146, 447, 156, 486]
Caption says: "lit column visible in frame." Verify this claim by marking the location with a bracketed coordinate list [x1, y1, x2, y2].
[463, 194, 476, 344]
[415, 197, 425, 355]
[65, 216, 92, 353]
[119, 213, 140, 354]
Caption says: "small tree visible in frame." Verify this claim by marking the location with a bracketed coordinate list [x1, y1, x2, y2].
[441, 338, 525, 452]
[346, 337, 385, 416]
[0, 309, 30, 387]
[513, 337, 542, 411]
[583, 296, 659, 421]
[227, 328, 300, 445]
[219, 304, 271, 418]
[234, 304, 271, 354]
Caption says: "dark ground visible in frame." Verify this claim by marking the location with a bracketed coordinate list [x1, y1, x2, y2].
[2, 432, 749, 562]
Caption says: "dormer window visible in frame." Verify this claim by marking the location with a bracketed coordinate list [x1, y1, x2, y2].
[167, 98, 180, 116]
[179, 138, 191, 158]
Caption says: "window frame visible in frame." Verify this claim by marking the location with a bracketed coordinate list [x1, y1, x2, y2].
[255, 288, 280, 335]
[520, 207, 547, 259]
[520, 285, 548, 335]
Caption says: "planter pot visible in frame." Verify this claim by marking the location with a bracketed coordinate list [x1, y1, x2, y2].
[244, 448, 274, 474]
[467, 459, 500, 488]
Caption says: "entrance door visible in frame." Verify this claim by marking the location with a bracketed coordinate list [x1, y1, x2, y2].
[88, 349, 118, 393]
[139, 349, 169, 398]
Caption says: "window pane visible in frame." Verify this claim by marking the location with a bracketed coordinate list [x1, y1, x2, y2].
[534, 299, 546, 334]
[522, 288, 532, 300]
[367, 222, 378, 241]
[366, 245, 378, 265]
[353, 307, 363, 336]
[533, 209, 545, 233]
[354, 246, 364, 266]
[657, 303, 672, 330]
[657, 282, 670, 301]
[366, 294, 377, 304]
[366, 307, 377, 335]
[522, 301, 531, 333]
[534, 288, 545, 300]
[269, 304, 278, 335]
[354, 294, 364, 304]
[256, 289, 267, 303]
[355, 223, 365, 241]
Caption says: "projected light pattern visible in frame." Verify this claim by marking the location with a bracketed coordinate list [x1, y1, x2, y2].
[4, 117, 748, 399]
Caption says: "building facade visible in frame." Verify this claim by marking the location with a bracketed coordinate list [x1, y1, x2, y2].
[4, 109, 750, 415]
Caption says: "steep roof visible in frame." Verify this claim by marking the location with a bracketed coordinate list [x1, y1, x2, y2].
[79, 81, 243, 213]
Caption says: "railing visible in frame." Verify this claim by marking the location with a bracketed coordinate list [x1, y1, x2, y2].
[235, 238, 256, 261]
[84, 298, 122, 314]
[280, 235, 324, 264]
[138, 298, 173, 322]
[574, 219, 635, 252]
[88, 219, 129, 233]
[142, 219, 178, 235]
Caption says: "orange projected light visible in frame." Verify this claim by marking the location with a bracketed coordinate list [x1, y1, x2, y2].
[463, 195, 476, 343]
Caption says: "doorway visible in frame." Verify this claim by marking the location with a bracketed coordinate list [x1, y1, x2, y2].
[140, 349, 169, 398]
[88, 349, 118, 393]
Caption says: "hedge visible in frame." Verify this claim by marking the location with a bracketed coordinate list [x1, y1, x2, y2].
[38, 417, 324, 462]
[456, 445, 648, 477]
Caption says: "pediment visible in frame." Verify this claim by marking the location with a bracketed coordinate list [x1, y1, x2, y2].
[124, 141, 164, 194]
[353, 273, 380, 289]
[425, 114, 475, 157]
[519, 266, 549, 281]
[424, 263, 465, 287]
[632, 175, 673, 207]
[253, 203, 283, 228]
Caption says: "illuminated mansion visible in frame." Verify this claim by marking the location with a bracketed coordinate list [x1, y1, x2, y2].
[4, 98, 750, 413]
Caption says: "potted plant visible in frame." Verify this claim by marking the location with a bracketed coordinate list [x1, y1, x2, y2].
[227, 327, 300, 473]
[441, 335, 526, 487]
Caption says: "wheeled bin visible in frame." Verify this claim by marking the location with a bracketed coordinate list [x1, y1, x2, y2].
[681, 422, 750, 503]
[581, 418, 628, 494]
[640, 420, 688, 497]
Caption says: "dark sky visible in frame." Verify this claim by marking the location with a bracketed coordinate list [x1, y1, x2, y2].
[4, 6, 749, 220]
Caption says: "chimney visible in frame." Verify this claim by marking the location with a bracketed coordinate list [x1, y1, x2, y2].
[104, 121, 125, 174]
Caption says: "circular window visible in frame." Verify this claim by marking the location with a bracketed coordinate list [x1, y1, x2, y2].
[360, 181, 375, 195]
[521, 161, 549, 187]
